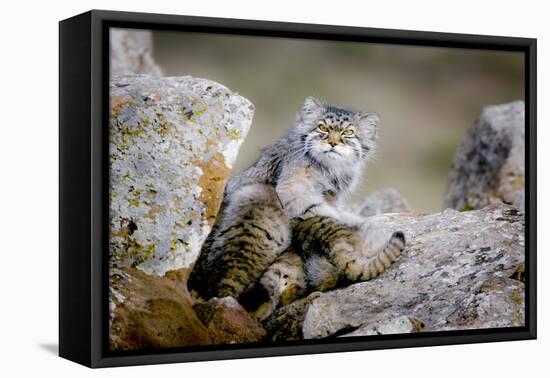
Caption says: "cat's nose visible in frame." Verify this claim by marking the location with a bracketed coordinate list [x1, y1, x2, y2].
[327, 133, 340, 147]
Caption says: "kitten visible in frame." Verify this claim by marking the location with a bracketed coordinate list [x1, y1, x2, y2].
[188, 97, 406, 320]
[239, 248, 306, 321]
[241, 217, 405, 320]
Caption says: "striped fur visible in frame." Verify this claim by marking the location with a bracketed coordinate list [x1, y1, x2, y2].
[239, 217, 405, 320]
[292, 216, 406, 289]
[188, 97, 406, 321]
[188, 183, 290, 300]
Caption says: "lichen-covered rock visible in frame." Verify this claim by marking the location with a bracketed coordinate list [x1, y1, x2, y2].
[444, 101, 525, 211]
[339, 315, 425, 337]
[110, 28, 162, 76]
[109, 267, 210, 350]
[264, 204, 524, 340]
[193, 297, 266, 344]
[109, 75, 254, 275]
[360, 187, 412, 216]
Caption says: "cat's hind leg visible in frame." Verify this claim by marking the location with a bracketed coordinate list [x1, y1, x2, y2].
[291, 216, 406, 285]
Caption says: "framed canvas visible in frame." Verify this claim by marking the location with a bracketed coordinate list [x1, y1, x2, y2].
[59, 10, 537, 368]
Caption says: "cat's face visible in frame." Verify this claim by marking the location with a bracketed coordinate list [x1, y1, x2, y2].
[298, 97, 379, 167]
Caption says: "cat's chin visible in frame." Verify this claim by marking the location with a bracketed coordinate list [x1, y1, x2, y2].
[313, 152, 356, 168]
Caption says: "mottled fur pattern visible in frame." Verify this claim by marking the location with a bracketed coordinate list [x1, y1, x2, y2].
[243, 218, 405, 320]
[188, 96, 406, 320]
[188, 183, 290, 300]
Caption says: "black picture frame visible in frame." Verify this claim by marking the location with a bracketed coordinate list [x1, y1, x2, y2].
[59, 9, 537, 368]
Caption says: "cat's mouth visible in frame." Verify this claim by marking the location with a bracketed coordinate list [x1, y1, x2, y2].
[324, 149, 341, 156]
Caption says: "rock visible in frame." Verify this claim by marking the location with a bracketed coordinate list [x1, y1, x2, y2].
[339, 315, 425, 337]
[262, 294, 320, 341]
[193, 297, 266, 344]
[360, 187, 412, 216]
[109, 270, 266, 349]
[109, 75, 254, 275]
[109, 267, 210, 351]
[444, 101, 525, 211]
[264, 204, 524, 340]
[110, 29, 162, 76]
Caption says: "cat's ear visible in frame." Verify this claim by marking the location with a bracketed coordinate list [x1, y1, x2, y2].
[298, 96, 325, 125]
[358, 112, 380, 127]
[302, 96, 324, 114]
[356, 112, 380, 139]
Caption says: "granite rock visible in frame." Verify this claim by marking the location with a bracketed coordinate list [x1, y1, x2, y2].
[339, 315, 425, 337]
[444, 101, 525, 211]
[109, 75, 254, 275]
[110, 28, 162, 76]
[263, 204, 525, 340]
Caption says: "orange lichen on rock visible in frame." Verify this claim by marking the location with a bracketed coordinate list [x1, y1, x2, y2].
[193, 152, 230, 226]
[111, 96, 135, 117]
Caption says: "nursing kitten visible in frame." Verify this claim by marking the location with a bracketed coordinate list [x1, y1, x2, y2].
[239, 247, 306, 321]
[188, 97, 406, 319]
[240, 217, 405, 320]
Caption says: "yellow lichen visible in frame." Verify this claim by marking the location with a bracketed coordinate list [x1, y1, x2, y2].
[511, 291, 523, 305]
[192, 151, 231, 226]
[146, 204, 165, 219]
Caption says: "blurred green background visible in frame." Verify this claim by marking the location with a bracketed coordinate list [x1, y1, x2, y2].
[152, 31, 524, 213]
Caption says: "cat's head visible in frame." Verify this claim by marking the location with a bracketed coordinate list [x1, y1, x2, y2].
[296, 96, 379, 166]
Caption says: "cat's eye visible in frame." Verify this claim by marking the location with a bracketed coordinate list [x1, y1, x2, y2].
[318, 125, 329, 132]
[342, 129, 354, 136]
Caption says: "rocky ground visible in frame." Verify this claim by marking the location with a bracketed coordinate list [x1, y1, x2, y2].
[264, 204, 524, 341]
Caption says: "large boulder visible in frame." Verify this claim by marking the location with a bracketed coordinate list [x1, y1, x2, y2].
[109, 267, 210, 351]
[444, 101, 525, 211]
[263, 204, 524, 340]
[109, 268, 267, 350]
[110, 29, 162, 76]
[109, 75, 254, 275]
